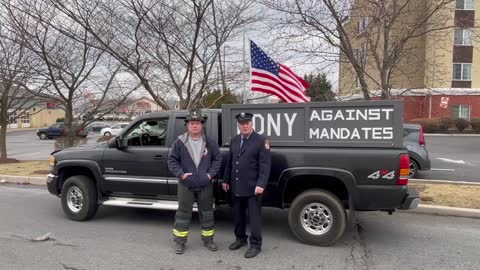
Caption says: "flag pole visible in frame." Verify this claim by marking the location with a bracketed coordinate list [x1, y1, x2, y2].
[242, 30, 246, 104]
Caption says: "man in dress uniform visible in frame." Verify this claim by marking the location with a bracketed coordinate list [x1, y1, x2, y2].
[222, 112, 272, 258]
[168, 109, 222, 254]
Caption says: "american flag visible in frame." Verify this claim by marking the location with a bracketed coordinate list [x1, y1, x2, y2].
[250, 41, 310, 103]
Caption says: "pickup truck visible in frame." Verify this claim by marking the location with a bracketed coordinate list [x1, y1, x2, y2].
[47, 101, 419, 246]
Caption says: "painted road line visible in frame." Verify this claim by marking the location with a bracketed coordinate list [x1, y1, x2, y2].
[430, 168, 456, 171]
[436, 158, 465, 164]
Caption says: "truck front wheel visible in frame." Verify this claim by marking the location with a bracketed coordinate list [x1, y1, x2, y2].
[61, 175, 98, 221]
[288, 190, 347, 246]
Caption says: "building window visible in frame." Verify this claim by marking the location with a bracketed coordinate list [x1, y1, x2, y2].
[357, 17, 369, 34]
[8, 111, 17, 125]
[456, 0, 475, 10]
[452, 63, 472, 80]
[21, 112, 30, 124]
[454, 28, 474, 45]
[356, 45, 366, 66]
[451, 105, 471, 120]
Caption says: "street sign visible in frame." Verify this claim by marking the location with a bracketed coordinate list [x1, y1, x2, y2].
[440, 97, 449, 108]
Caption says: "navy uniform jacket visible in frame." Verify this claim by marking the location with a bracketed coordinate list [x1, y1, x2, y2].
[223, 131, 272, 197]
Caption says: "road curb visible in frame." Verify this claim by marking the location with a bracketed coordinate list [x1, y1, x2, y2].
[0, 175, 46, 186]
[406, 204, 480, 219]
[410, 179, 480, 186]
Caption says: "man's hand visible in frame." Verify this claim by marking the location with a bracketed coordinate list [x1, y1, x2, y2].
[255, 186, 264, 195]
[207, 173, 212, 180]
[181, 173, 193, 180]
[222, 183, 230, 192]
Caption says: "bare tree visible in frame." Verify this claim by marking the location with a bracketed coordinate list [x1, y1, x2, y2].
[46, 0, 259, 109]
[263, 0, 457, 99]
[0, 27, 49, 160]
[2, 0, 136, 147]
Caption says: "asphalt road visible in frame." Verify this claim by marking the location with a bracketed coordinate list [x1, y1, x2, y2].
[416, 135, 480, 182]
[1, 184, 479, 270]
[3, 130, 103, 161]
[2, 130, 479, 182]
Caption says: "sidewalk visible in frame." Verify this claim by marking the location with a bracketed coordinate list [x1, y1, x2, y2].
[6, 127, 38, 133]
[424, 133, 480, 137]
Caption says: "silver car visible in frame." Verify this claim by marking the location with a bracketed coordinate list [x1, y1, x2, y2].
[403, 123, 431, 178]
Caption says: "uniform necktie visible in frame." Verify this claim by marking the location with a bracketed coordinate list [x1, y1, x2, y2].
[240, 137, 246, 149]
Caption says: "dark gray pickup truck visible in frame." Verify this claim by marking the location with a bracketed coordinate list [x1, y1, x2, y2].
[47, 101, 419, 246]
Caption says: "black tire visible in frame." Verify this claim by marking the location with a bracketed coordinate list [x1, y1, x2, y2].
[60, 175, 98, 221]
[288, 190, 347, 246]
[104, 132, 111, 136]
[38, 132, 48, 140]
[409, 158, 419, 179]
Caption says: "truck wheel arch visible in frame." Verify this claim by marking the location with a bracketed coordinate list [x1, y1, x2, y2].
[279, 167, 357, 209]
[56, 160, 103, 194]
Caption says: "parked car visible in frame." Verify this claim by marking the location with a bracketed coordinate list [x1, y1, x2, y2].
[403, 123, 431, 178]
[36, 122, 88, 140]
[86, 122, 111, 133]
[100, 123, 129, 136]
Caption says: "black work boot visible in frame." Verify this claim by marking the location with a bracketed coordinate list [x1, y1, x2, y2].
[244, 246, 261, 258]
[174, 242, 185, 254]
[229, 240, 248, 250]
[203, 239, 218, 251]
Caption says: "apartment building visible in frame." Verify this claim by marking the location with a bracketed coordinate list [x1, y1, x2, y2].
[339, 0, 480, 121]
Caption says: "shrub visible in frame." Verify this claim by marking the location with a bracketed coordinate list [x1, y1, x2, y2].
[471, 118, 480, 134]
[97, 135, 113, 143]
[410, 118, 441, 133]
[454, 118, 470, 132]
[437, 117, 453, 133]
[56, 117, 65, 123]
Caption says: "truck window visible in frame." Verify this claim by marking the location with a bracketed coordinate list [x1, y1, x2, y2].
[174, 118, 188, 138]
[124, 118, 168, 146]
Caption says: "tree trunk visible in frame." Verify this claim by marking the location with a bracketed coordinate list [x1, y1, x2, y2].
[63, 105, 75, 148]
[0, 121, 8, 160]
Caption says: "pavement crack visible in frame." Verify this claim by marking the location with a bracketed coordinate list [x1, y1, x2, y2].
[54, 242, 80, 248]
[60, 263, 86, 270]
[344, 222, 374, 270]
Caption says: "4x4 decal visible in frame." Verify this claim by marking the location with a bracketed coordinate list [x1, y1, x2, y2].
[368, 170, 395, 180]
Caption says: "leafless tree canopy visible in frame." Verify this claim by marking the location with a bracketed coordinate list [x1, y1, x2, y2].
[46, 0, 258, 109]
[0, 21, 48, 159]
[263, 0, 457, 99]
[0, 0, 138, 147]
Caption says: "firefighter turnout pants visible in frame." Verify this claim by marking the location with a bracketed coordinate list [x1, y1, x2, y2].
[173, 183, 214, 244]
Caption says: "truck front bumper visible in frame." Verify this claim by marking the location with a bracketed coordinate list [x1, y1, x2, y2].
[46, 173, 60, 196]
[399, 187, 420, 210]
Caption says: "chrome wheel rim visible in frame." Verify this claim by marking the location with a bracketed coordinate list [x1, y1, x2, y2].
[300, 203, 333, 235]
[409, 162, 416, 178]
[67, 186, 83, 213]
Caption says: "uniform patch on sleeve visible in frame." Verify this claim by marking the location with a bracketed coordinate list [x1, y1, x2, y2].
[264, 138, 270, 150]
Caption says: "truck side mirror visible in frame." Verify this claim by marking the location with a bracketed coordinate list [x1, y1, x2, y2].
[108, 136, 127, 149]
[115, 136, 128, 149]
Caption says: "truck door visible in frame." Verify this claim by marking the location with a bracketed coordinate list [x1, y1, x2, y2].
[101, 117, 172, 198]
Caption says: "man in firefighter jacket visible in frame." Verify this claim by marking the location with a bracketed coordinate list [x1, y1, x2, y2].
[222, 112, 272, 258]
[168, 109, 222, 254]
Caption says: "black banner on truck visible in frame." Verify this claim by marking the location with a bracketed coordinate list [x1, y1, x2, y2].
[222, 101, 403, 148]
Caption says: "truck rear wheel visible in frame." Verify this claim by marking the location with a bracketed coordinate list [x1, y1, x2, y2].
[61, 175, 98, 221]
[288, 190, 346, 246]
